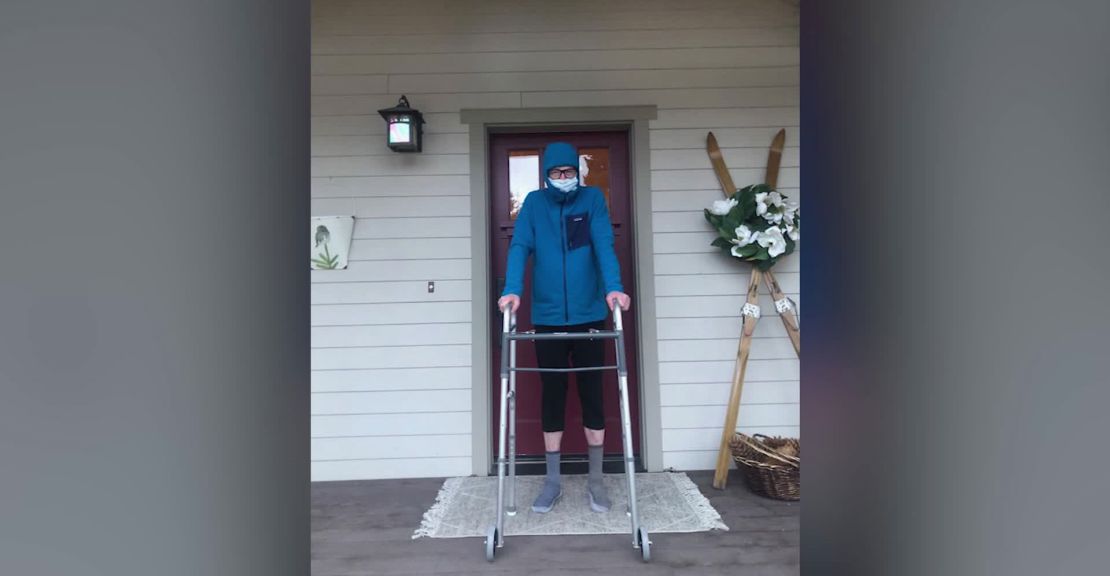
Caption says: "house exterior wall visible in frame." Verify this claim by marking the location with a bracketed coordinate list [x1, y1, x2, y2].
[311, 0, 799, 481]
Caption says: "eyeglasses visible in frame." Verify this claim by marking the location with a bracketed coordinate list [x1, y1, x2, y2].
[548, 168, 578, 179]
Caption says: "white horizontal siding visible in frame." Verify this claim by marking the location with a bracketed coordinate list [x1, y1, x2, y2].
[523, 86, 798, 110]
[655, 294, 802, 319]
[655, 272, 799, 295]
[659, 338, 798, 362]
[312, 434, 470, 461]
[313, 26, 797, 56]
[655, 252, 799, 275]
[657, 316, 792, 340]
[663, 403, 799, 429]
[650, 127, 800, 149]
[313, 134, 470, 156]
[652, 107, 799, 129]
[312, 260, 471, 283]
[312, 175, 469, 197]
[661, 381, 800, 406]
[659, 359, 800, 385]
[345, 238, 471, 261]
[653, 147, 800, 171]
[311, 458, 471, 481]
[312, 390, 471, 415]
[311, 196, 471, 218]
[312, 345, 470, 370]
[314, 324, 471, 347]
[312, 302, 470, 326]
[311, 154, 470, 177]
[313, 5, 796, 36]
[312, 367, 471, 393]
[312, 92, 521, 115]
[385, 67, 798, 95]
[312, 0, 799, 480]
[653, 167, 800, 190]
[312, 411, 470, 437]
[311, 280, 470, 305]
[350, 217, 470, 238]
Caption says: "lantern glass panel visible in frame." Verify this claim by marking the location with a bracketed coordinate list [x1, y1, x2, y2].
[388, 118, 412, 144]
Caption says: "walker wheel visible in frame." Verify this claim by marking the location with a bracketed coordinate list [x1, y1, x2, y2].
[485, 525, 498, 562]
[636, 527, 651, 562]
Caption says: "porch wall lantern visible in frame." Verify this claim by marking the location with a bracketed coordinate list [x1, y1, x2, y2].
[377, 95, 425, 153]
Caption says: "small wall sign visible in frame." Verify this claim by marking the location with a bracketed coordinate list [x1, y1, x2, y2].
[310, 215, 354, 270]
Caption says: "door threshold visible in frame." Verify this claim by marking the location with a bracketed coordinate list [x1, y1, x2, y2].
[493, 454, 644, 476]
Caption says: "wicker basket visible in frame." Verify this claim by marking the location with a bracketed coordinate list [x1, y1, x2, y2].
[728, 432, 800, 501]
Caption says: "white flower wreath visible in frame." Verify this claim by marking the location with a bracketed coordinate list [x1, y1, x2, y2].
[703, 183, 800, 270]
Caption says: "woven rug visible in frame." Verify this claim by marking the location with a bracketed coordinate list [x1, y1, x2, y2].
[412, 472, 728, 538]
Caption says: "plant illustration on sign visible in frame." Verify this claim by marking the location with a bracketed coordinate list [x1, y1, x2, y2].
[311, 243, 340, 269]
[311, 225, 340, 269]
[309, 216, 354, 270]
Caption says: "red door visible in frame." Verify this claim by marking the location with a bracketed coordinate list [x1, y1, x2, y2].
[490, 130, 640, 465]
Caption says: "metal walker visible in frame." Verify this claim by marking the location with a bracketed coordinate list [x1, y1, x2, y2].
[485, 301, 651, 562]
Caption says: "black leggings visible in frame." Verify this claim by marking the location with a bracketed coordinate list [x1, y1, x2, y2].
[534, 320, 606, 433]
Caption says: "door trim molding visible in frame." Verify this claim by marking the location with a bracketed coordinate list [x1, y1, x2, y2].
[462, 106, 662, 475]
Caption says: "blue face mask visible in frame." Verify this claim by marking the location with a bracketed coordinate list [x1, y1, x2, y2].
[548, 176, 579, 193]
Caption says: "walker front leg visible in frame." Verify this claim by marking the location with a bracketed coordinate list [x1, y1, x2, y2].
[494, 309, 512, 548]
[506, 313, 518, 516]
[618, 371, 641, 546]
[610, 303, 642, 548]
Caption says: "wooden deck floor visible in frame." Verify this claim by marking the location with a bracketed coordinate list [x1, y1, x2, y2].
[312, 470, 799, 575]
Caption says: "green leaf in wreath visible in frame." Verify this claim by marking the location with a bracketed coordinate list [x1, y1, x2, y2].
[738, 243, 760, 258]
[737, 191, 757, 219]
[724, 212, 743, 232]
[710, 237, 732, 249]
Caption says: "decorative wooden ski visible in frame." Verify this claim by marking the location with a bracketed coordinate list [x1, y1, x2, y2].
[712, 267, 762, 489]
[706, 132, 738, 195]
[764, 129, 786, 189]
[706, 129, 800, 489]
[758, 129, 801, 353]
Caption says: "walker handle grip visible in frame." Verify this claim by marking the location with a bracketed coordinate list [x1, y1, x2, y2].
[610, 298, 623, 331]
[500, 305, 517, 335]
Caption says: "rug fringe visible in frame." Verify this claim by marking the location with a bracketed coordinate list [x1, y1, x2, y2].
[669, 472, 730, 531]
[411, 476, 463, 539]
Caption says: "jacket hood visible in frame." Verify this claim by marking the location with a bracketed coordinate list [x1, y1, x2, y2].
[543, 141, 578, 174]
[541, 141, 581, 203]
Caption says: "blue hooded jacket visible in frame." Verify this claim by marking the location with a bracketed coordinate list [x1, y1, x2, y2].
[501, 142, 623, 326]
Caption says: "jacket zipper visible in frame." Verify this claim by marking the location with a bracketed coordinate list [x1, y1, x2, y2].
[560, 202, 568, 324]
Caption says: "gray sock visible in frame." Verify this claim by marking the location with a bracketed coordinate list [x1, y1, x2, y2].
[545, 450, 561, 487]
[586, 444, 610, 511]
[587, 444, 603, 487]
[532, 451, 562, 513]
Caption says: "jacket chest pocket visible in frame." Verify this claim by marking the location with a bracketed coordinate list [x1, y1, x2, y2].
[565, 212, 591, 251]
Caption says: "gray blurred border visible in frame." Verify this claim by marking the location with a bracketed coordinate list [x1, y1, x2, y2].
[803, 1, 1110, 574]
[0, 1, 309, 575]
